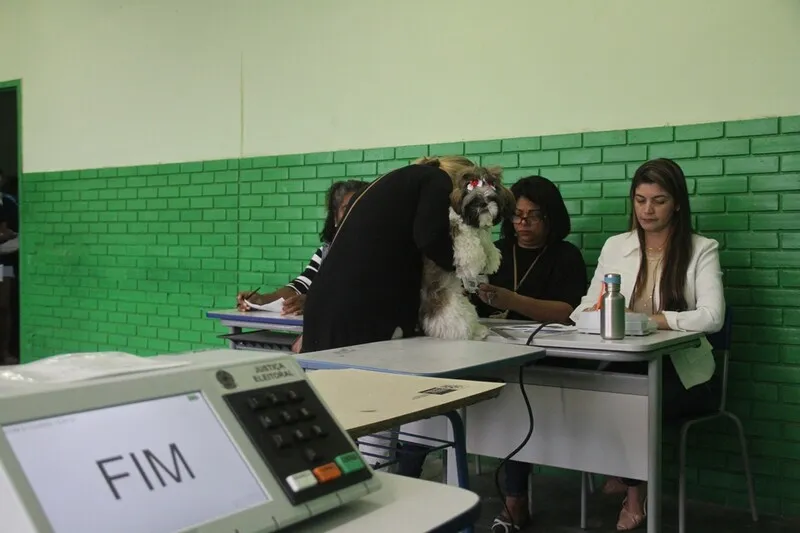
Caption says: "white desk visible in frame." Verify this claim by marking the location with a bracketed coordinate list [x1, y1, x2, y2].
[292, 472, 480, 532]
[476, 324, 702, 533]
[294, 337, 545, 378]
[206, 309, 302, 351]
[308, 369, 504, 439]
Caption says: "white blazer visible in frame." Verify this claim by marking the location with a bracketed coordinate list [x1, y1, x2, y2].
[570, 231, 725, 334]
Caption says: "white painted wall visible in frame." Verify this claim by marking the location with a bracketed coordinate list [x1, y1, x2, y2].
[1, 0, 799, 173]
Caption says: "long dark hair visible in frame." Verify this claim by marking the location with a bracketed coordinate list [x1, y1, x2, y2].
[320, 180, 368, 243]
[500, 175, 571, 245]
[629, 158, 693, 312]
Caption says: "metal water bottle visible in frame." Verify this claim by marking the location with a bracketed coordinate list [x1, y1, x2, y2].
[600, 273, 625, 340]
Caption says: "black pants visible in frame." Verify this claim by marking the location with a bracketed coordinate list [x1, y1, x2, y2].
[503, 356, 719, 495]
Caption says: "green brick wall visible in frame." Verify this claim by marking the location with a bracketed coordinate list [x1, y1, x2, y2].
[20, 115, 800, 515]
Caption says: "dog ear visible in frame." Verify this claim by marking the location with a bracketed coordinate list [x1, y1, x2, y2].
[483, 166, 516, 219]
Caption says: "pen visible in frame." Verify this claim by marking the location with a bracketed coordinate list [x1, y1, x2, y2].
[245, 287, 261, 300]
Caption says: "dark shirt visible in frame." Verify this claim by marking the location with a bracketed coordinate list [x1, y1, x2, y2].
[301, 164, 455, 352]
[474, 237, 588, 322]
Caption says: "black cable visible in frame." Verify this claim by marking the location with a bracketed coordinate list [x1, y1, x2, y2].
[493, 321, 552, 531]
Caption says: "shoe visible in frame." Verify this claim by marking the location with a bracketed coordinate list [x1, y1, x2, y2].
[491, 515, 529, 532]
[616, 494, 647, 531]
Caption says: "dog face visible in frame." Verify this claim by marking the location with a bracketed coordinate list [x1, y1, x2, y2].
[450, 166, 515, 228]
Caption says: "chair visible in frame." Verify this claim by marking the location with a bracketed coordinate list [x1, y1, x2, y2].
[677, 306, 758, 533]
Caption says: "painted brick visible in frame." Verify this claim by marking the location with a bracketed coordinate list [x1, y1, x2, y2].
[726, 118, 779, 137]
[752, 135, 800, 155]
[648, 141, 697, 160]
[542, 167, 581, 182]
[696, 176, 748, 194]
[726, 194, 778, 212]
[783, 154, 800, 172]
[501, 137, 540, 152]
[482, 153, 518, 167]
[377, 160, 407, 174]
[602, 181, 630, 198]
[750, 174, 800, 192]
[395, 144, 428, 159]
[691, 196, 725, 213]
[429, 142, 465, 155]
[602, 145, 647, 163]
[582, 130, 626, 147]
[519, 151, 559, 167]
[782, 194, 800, 211]
[582, 164, 626, 181]
[333, 150, 363, 163]
[304, 152, 334, 165]
[363, 147, 395, 161]
[751, 214, 800, 231]
[263, 168, 289, 180]
[559, 148, 601, 166]
[540, 133, 581, 150]
[627, 126, 673, 144]
[465, 140, 501, 154]
[726, 232, 779, 249]
[676, 159, 723, 177]
[558, 183, 602, 199]
[674, 122, 724, 141]
[725, 156, 780, 175]
[696, 214, 748, 231]
[698, 138, 750, 157]
[346, 162, 377, 176]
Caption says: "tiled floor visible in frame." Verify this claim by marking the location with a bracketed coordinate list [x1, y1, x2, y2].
[419, 458, 800, 533]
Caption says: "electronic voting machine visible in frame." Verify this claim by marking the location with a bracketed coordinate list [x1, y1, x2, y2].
[0, 349, 381, 533]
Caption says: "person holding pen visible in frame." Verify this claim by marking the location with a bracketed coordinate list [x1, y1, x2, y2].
[235, 179, 367, 316]
[572, 158, 724, 531]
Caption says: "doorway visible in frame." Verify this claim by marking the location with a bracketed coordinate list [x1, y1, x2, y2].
[0, 79, 20, 364]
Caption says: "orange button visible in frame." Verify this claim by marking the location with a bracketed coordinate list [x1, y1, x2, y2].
[312, 463, 342, 483]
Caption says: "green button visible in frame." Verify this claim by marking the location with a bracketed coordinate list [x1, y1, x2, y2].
[335, 452, 365, 474]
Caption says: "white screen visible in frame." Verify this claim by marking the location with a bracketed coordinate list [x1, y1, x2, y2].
[3, 392, 270, 533]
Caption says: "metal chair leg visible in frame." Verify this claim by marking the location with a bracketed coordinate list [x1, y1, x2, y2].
[475, 455, 482, 475]
[588, 473, 595, 494]
[580, 472, 589, 530]
[678, 420, 693, 533]
[528, 472, 534, 516]
[725, 411, 759, 523]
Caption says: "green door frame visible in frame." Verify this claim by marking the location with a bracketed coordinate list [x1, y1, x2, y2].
[0, 79, 22, 176]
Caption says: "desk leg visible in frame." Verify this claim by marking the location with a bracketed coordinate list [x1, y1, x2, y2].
[228, 326, 242, 350]
[444, 409, 469, 490]
[647, 357, 663, 533]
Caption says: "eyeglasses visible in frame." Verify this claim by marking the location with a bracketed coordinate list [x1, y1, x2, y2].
[512, 211, 544, 225]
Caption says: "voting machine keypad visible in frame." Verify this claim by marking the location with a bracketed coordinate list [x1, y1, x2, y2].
[224, 380, 372, 505]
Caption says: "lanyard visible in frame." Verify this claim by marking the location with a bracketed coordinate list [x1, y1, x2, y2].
[512, 244, 547, 292]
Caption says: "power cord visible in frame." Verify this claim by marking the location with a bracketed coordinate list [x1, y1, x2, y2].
[493, 321, 552, 531]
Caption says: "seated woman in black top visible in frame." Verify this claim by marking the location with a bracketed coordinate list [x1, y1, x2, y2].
[474, 176, 588, 533]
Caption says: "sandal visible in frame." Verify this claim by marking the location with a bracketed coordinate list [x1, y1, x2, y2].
[603, 476, 628, 495]
[616, 495, 647, 531]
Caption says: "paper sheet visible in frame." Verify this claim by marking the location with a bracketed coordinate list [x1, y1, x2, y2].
[245, 297, 285, 312]
[0, 352, 189, 384]
[493, 323, 576, 335]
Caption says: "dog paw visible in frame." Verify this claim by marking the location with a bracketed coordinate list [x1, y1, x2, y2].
[472, 324, 490, 340]
[484, 245, 502, 274]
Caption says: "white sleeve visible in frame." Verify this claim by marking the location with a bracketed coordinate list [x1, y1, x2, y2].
[663, 239, 725, 333]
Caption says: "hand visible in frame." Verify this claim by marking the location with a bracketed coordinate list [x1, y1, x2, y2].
[477, 283, 517, 311]
[291, 335, 303, 353]
[282, 294, 306, 316]
[236, 291, 261, 312]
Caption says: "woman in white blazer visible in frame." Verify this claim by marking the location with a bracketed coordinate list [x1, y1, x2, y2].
[570, 158, 725, 530]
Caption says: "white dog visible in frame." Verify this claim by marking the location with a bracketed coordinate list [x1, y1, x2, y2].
[420, 166, 514, 340]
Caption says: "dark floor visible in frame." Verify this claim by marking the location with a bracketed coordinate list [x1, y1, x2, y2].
[418, 457, 800, 533]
